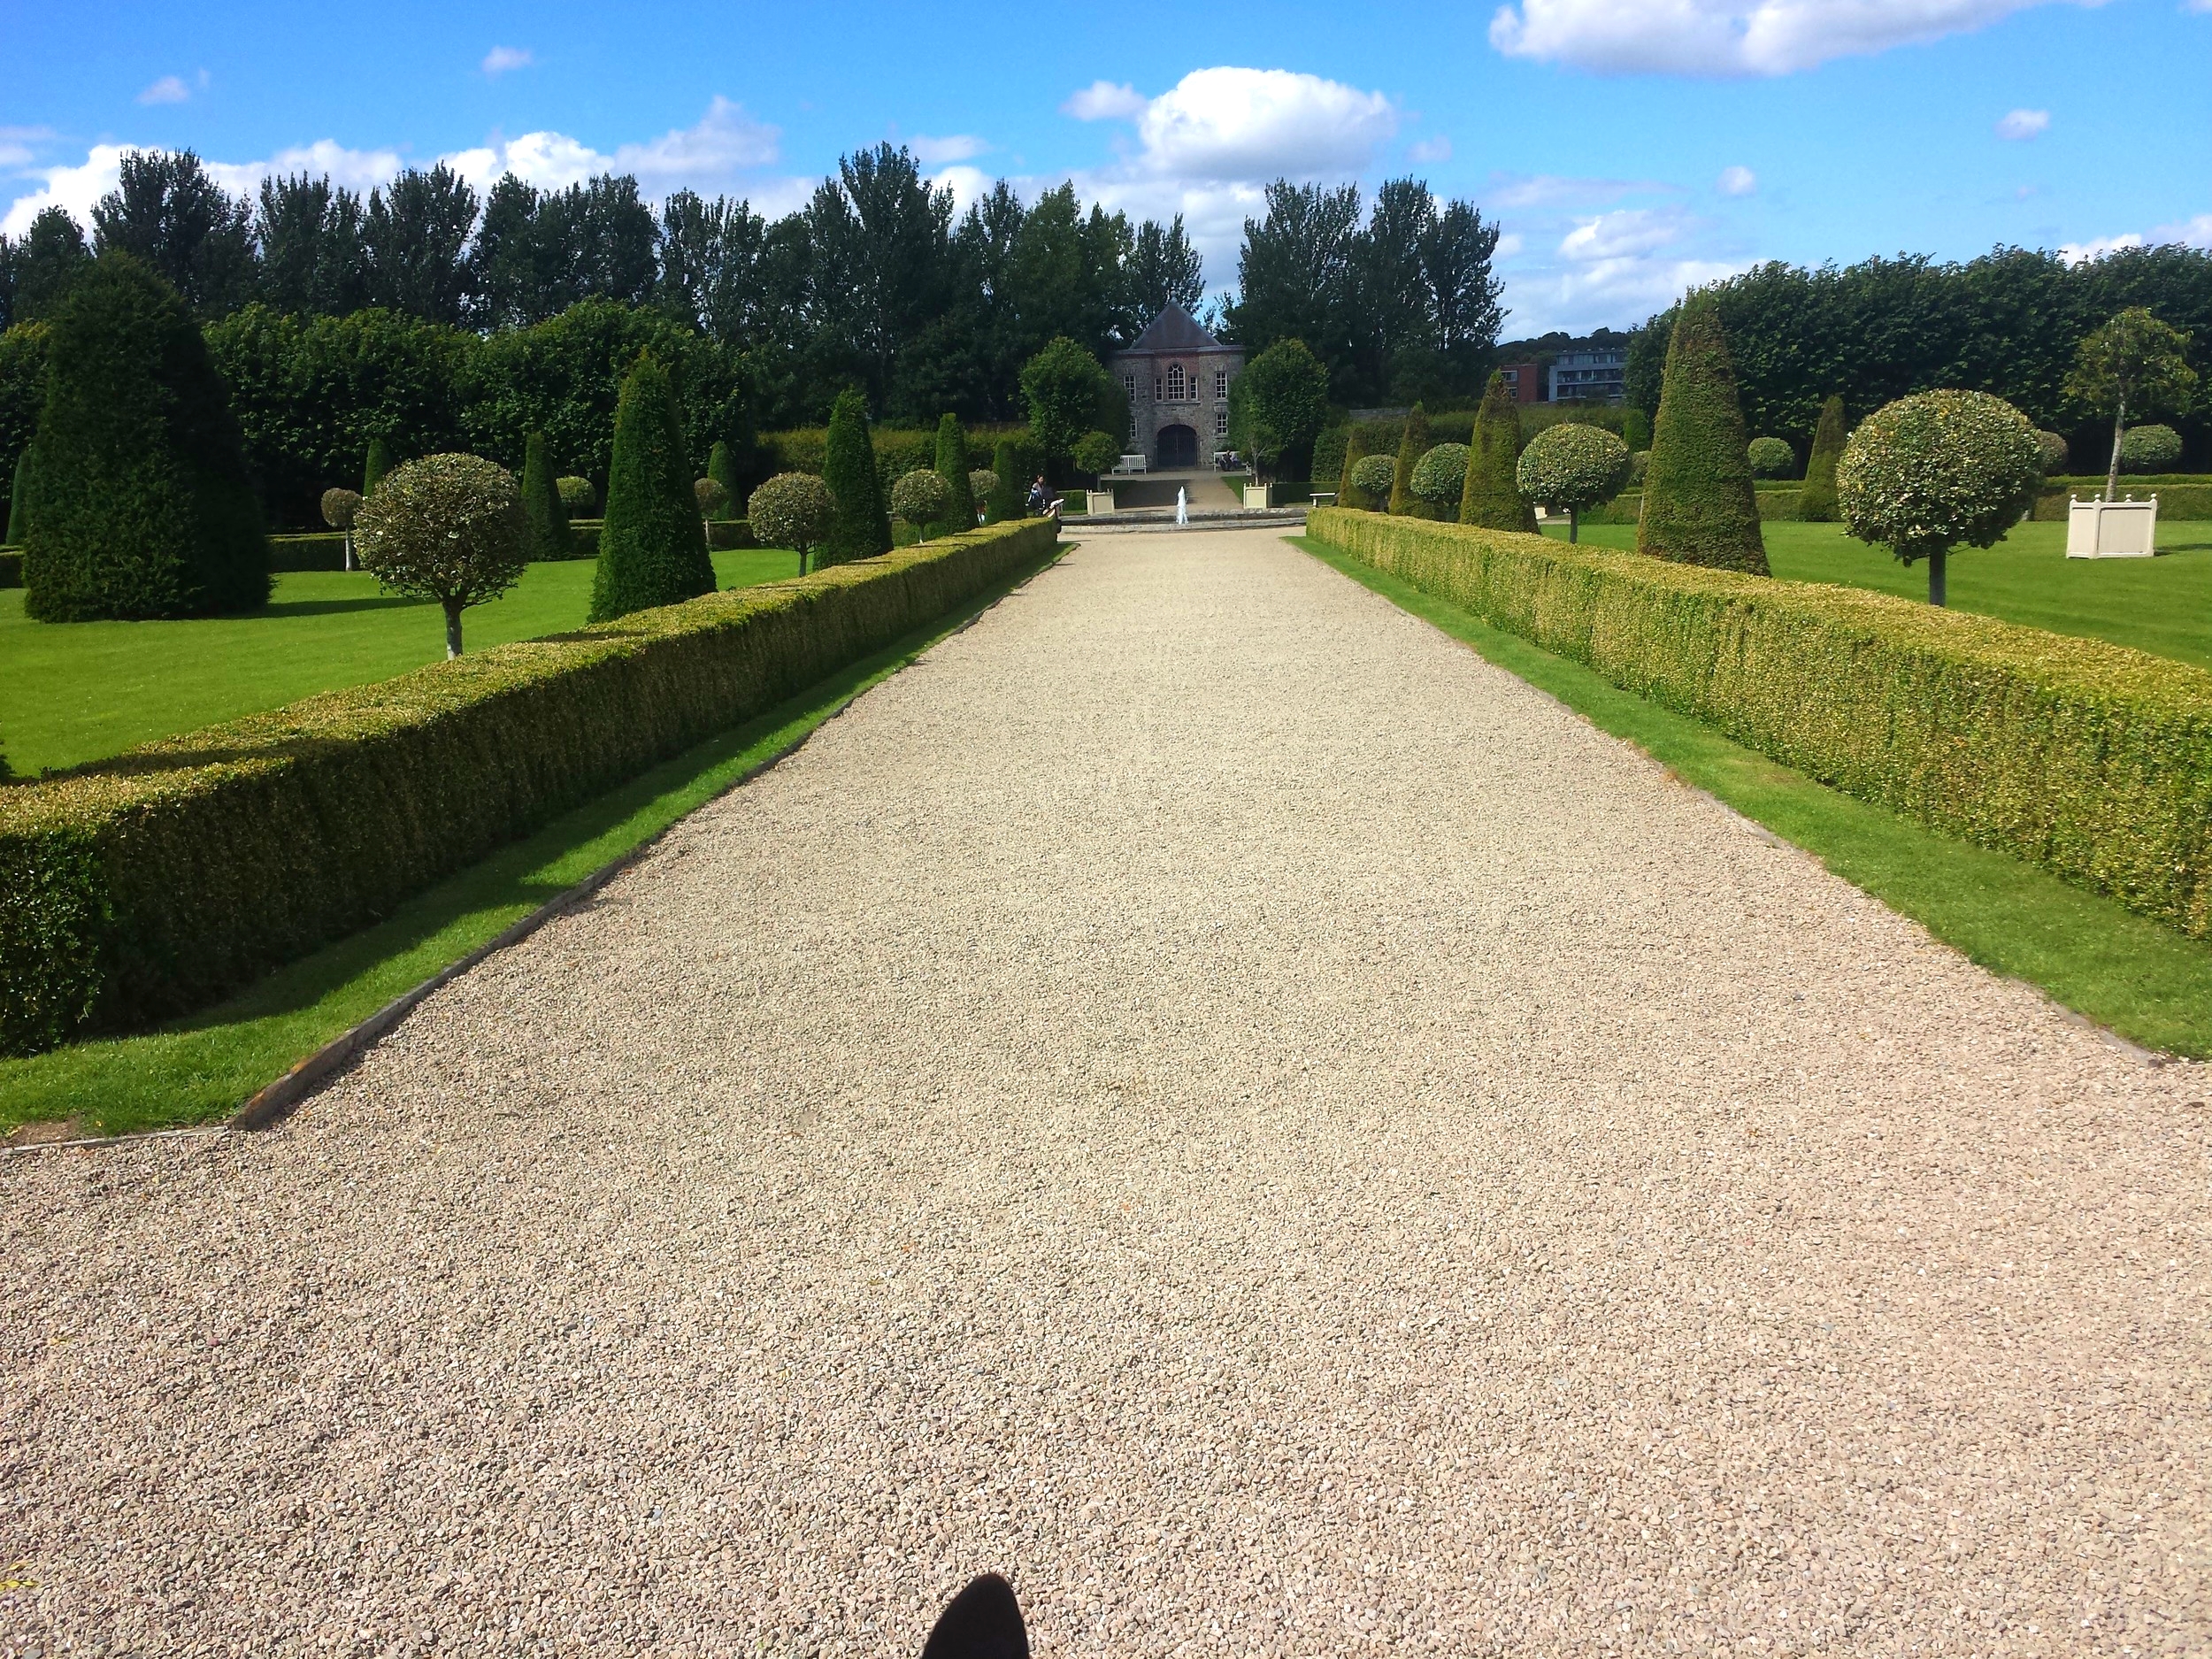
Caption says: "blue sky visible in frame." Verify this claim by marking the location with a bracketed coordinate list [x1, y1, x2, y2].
[4, 0, 2208, 334]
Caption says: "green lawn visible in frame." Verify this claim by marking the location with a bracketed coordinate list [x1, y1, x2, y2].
[1297, 535, 2212, 1060]
[0, 537, 1067, 1139]
[1545, 518, 2212, 672]
[2, 548, 806, 775]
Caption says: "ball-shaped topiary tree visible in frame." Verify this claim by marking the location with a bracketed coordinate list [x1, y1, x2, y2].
[1516, 423, 1632, 541]
[354, 454, 528, 657]
[1071, 429, 1121, 484]
[2117, 423, 2184, 474]
[748, 472, 833, 575]
[1351, 454, 1396, 503]
[1409, 442, 1471, 509]
[321, 487, 362, 571]
[968, 470, 998, 518]
[889, 467, 954, 543]
[2032, 430, 2069, 477]
[1836, 390, 2042, 606]
[557, 476, 595, 514]
[694, 477, 728, 519]
[1747, 436, 1797, 479]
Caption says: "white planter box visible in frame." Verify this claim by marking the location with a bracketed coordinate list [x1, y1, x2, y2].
[2066, 495, 2158, 558]
[1089, 485, 1114, 514]
[1242, 485, 1272, 510]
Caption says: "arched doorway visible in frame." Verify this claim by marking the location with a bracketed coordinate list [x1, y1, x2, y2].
[1156, 424, 1197, 469]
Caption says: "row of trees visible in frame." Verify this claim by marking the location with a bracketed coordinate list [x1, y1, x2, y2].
[1624, 243, 2212, 468]
[0, 147, 1216, 431]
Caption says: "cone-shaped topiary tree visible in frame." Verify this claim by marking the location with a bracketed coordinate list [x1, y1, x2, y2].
[705, 440, 741, 519]
[1387, 403, 1433, 518]
[985, 437, 1025, 523]
[1462, 372, 1536, 532]
[1333, 426, 1371, 509]
[1797, 394, 1846, 522]
[23, 252, 267, 620]
[1637, 294, 1769, 575]
[588, 351, 715, 623]
[6, 447, 33, 546]
[820, 388, 891, 565]
[520, 430, 570, 563]
[935, 413, 979, 534]
[364, 435, 392, 498]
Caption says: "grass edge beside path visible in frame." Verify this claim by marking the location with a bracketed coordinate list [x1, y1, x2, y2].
[0, 541, 1071, 1141]
[1293, 535, 2212, 1061]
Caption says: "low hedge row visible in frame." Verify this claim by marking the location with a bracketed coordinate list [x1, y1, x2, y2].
[0, 549, 19, 588]
[1307, 508, 2212, 938]
[2030, 484, 2212, 520]
[1585, 488, 1800, 526]
[0, 517, 1060, 1056]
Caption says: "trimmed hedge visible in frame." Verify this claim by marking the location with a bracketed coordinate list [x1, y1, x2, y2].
[0, 549, 20, 588]
[1307, 507, 2212, 940]
[0, 518, 1061, 1056]
[2029, 483, 2212, 520]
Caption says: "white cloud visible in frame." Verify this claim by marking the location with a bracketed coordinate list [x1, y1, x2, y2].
[1408, 134, 1453, 163]
[444, 96, 781, 192]
[481, 46, 534, 75]
[138, 75, 191, 105]
[3, 100, 795, 238]
[1489, 0, 2101, 76]
[2187, 0, 2211, 13]
[1127, 67, 1397, 180]
[1995, 106, 2049, 139]
[1494, 232, 1526, 257]
[2154, 212, 2212, 247]
[1484, 172, 1671, 209]
[1560, 206, 1693, 259]
[910, 134, 987, 165]
[1063, 81, 1149, 121]
[2058, 231, 2144, 262]
[1717, 164, 1757, 194]
[928, 165, 995, 212]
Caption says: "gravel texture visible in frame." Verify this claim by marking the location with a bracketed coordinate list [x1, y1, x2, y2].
[4, 526, 2208, 1658]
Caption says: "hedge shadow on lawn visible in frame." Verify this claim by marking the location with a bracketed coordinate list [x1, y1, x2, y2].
[265, 595, 426, 619]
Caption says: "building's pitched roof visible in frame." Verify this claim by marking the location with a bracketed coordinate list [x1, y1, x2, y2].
[1120, 303, 1232, 356]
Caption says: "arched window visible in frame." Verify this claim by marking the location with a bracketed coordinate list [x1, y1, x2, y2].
[1165, 363, 1186, 402]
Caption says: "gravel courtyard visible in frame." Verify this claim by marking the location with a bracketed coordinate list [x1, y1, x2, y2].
[4, 526, 2207, 1657]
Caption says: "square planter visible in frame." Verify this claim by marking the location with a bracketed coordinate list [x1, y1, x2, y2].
[2065, 495, 2158, 558]
[1242, 484, 1273, 510]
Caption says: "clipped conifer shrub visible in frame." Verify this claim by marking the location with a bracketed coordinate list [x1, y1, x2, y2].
[5, 448, 31, 546]
[1637, 293, 1769, 575]
[1335, 426, 1375, 509]
[0, 518, 1061, 1056]
[822, 388, 892, 565]
[1798, 395, 1847, 522]
[520, 430, 570, 564]
[986, 438, 1025, 523]
[23, 253, 267, 621]
[1747, 437, 1797, 479]
[2118, 424, 2185, 474]
[1387, 403, 1434, 518]
[936, 414, 979, 533]
[1462, 372, 1534, 533]
[1409, 442, 1471, 510]
[706, 440, 741, 518]
[364, 435, 392, 497]
[588, 351, 715, 623]
[1307, 506, 2212, 941]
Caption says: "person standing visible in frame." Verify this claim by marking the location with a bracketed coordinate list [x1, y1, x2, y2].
[1176, 484, 1187, 526]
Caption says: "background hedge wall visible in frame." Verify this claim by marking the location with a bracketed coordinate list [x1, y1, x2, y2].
[0, 517, 1060, 1056]
[1307, 507, 2212, 939]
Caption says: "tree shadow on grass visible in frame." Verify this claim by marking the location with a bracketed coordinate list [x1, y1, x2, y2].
[265, 595, 425, 618]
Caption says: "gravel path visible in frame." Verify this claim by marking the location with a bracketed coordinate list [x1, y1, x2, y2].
[4, 527, 2208, 1658]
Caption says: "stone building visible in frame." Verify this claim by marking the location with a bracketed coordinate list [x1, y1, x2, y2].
[1110, 304, 1245, 469]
